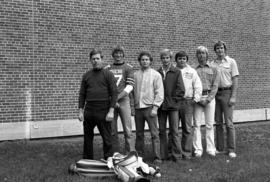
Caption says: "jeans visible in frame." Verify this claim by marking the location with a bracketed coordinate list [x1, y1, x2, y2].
[158, 110, 181, 160]
[83, 103, 112, 160]
[215, 90, 236, 152]
[135, 107, 161, 160]
[193, 96, 216, 155]
[178, 99, 194, 158]
[111, 96, 135, 153]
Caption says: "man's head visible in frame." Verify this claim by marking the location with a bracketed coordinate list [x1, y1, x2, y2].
[138, 51, 153, 70]
[175, 51, 189, 69]
[89, 49, 103, 70]
[112, 45, 125, 63]
[214, 40, 227, 58]
[196, 46, 209, 65]
[160, 49, 173, 68]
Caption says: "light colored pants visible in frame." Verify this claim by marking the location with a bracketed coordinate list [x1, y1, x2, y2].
[193, 96, 216, 154]
[111, 96, 135, 153]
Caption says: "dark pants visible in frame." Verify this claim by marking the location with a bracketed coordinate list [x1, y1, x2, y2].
[215, 90, 236, 152]
[178, 99, 194, 158]
[135, 107, 161, 160]
[83, 102, 112, 160]
[158, 110, 181, 160]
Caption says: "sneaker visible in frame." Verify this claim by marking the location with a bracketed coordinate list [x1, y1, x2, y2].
[207, 151, 216, 157]
[228, 152, 237, 158]
[194, 153, 202, 158]
[216, 150, 226, 155]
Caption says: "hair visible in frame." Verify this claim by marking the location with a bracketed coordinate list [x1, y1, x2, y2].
[112, 45, 125, 57]
[89, 49, 103, 59]
[196, 46, 209, 59]
[137, 51, 153, 62]
[175, 51, 189, 62]
[160, 49, 173, 59]
[214, 40, 227, 52]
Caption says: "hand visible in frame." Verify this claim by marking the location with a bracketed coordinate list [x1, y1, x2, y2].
[106, 108, 114, 122]
[115, 102, 120, 108]
[199, 100, 209, 107]
[150, 106, 158, 117]
[78, 109, 84, 122]
[228, 96, 236, 106]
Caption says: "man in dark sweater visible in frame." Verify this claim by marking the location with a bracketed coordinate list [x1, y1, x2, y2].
[78, 49, 118, 160]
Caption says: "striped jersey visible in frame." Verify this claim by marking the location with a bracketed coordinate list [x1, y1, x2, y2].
[105, 62, 135, 93]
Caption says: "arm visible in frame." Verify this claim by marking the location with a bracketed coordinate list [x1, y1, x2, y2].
[106, 70, 118, 121]
[193, 71, 203, 103]
[229, 76, 238, 106]
[151, 73, 164, 117]
[78, 74, 86, 122]
[206, 67, 220, 103]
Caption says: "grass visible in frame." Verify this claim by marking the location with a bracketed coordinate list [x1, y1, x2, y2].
[1, 122, 270, 182]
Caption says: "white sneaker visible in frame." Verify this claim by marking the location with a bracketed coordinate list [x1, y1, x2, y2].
[194, 152, 202, 158]
[228, 152, 237, 158]
[207, 151, 216, 157]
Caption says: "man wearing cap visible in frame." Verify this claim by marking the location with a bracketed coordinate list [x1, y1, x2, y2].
[175, 51, 202, 159]
[105, 45, 135, 154]
[193, 46, 219, 157]
[212, 41, 239, 158]
[157, 49, 185, 162]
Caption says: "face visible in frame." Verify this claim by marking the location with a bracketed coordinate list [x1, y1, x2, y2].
[90, 53, 103, 69]
[176, 56, 187, 69]
[197, 50, 207, 65]
[161, 54, 171, 67]
[139, 55, 151, 69]
[113, 51, 124, 63]
[215, 45, 226, 57]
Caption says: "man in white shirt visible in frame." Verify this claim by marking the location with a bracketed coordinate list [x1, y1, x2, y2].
[134, 51, 164, 163]
[175, 51, 202, 159]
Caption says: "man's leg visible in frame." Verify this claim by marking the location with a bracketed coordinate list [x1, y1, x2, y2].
[180, 100, 194, 158]
[158, 110, 168, 160]
[215, 92, 225, 151]
[83, 109, 95, 159]
[204, 98, 216, 155]
[168, 110, 182, 160]
[111, 108, 120, 153]
[145, 107, 161, 160]
[118, 96, 135, 152]
[96, 108, 113, 160]
[193, 103, 203, 156]
[222, 91, 236, 153]
[134, 109, 145, 156]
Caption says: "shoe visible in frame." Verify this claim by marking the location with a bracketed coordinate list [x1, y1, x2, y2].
[207, 151, 216, 157]
[182, 155, 192, 160]
[228, 152, 237, 158]
[194, 153, 202, 158]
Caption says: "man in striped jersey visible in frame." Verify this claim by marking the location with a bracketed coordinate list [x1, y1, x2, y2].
[105, 46, 135, 154]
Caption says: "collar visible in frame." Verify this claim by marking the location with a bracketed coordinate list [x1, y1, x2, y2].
[197, 62, 210, 68]
[113, 62, 125, 66]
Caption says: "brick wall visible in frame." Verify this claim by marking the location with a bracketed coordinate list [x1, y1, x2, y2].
[0, 0, 269, 123]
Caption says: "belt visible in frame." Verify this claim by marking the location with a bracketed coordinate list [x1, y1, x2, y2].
[218, 87, 231, 91]
[202, 90, 211, 95]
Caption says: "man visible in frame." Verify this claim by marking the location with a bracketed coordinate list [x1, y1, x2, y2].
[105, 45, 135, 154]
[193, 46, 219, 157]
[157, 49, 185, 161]
[175, 51, 202, 159]
[212, 41, 239, 158]
[134, 51, 164, 163]
[78, 49, 118, 160]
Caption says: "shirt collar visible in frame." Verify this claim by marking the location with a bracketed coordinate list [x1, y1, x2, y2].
[197, 62, 210, 68]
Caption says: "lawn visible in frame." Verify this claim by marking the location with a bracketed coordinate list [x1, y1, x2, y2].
[0, 122, 270, 182]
